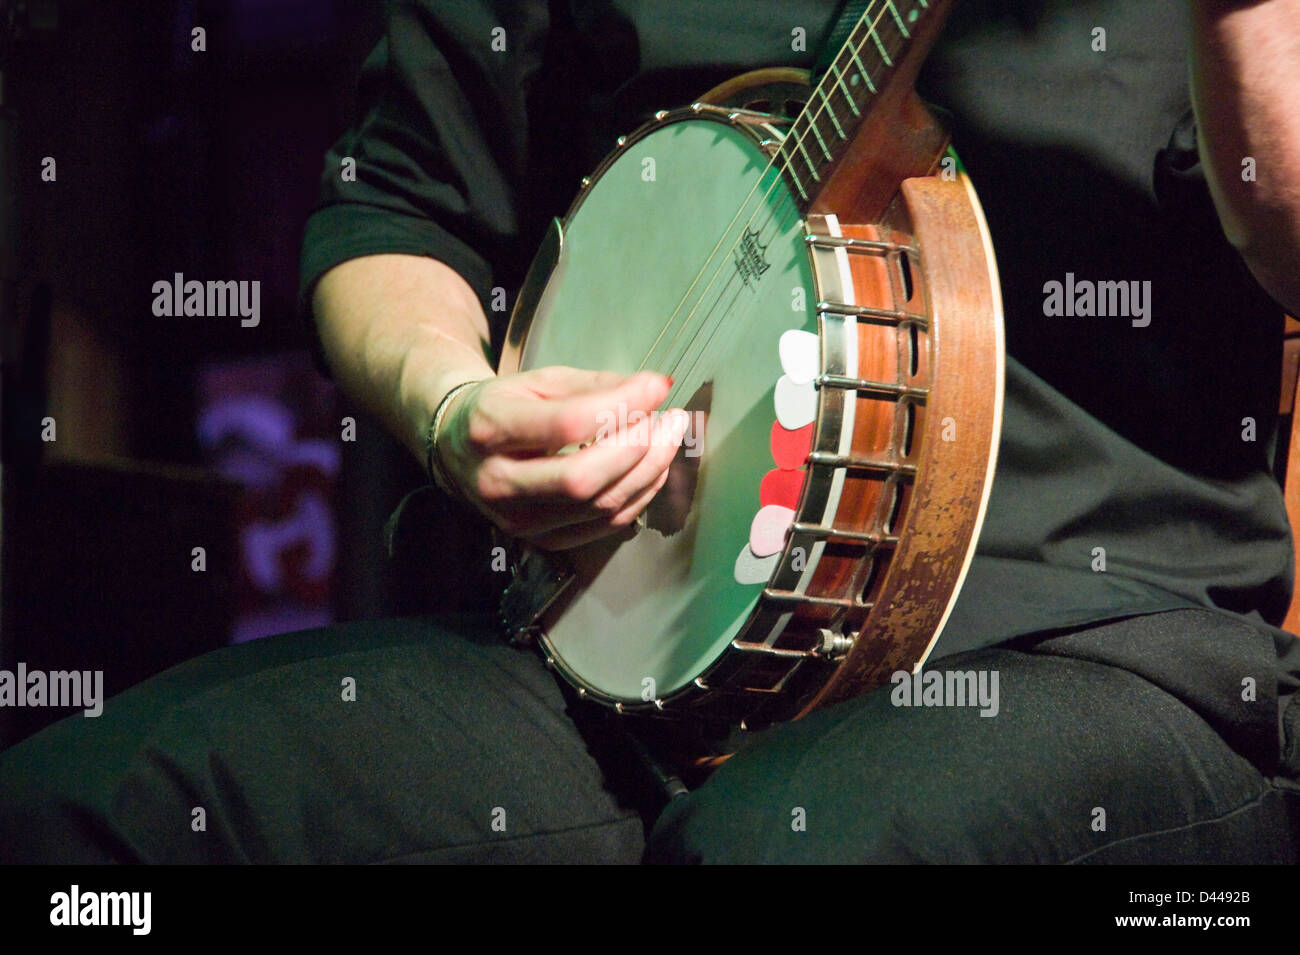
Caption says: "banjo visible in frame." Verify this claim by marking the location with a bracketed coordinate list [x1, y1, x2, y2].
[497, 0, 1003, 729]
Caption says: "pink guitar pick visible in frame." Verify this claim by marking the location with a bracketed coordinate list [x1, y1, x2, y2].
[749, 504, 795, 557]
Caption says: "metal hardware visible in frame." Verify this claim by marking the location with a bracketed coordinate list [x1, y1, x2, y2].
[500, 548, 573, 642]
[762, 589, 860, 611]
[807, 450, 917, 478]
[804, 234, 919, 257]
[816, 373, 929, 402]
[730, 639, 818, 658]
[502, 217, 566, 366]
[790, 521, 899, 547]
[818, 300, 929, 331]
[817, 628, 856, 658]
[506, 627, 539, 648]
[724, 641, 812, 694]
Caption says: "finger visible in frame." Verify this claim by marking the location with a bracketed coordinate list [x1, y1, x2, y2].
[582, 408, 690, 517]
[474, 370, 672, 452]
[529, 460, 675, 551]
[483, 409, 688, 540]
[487, 408, 689, 509]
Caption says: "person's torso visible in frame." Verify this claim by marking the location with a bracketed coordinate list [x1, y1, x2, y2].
[515, 0, 1292, 640]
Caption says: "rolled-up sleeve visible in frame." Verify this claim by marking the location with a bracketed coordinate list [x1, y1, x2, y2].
[298, 0, 550, 350]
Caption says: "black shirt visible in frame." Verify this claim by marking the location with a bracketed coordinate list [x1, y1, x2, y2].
[298, 1, 1300, 722]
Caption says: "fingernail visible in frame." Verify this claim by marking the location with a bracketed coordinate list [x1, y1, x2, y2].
[666, 375, 675, 388]
[671, 408, 690, 438]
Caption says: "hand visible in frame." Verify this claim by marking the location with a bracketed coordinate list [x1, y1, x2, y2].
[435, 366, 691, 550]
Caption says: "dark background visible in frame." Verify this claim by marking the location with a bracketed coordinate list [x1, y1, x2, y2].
[0, 0, 495, 747]
[2, 0, 1299, 752]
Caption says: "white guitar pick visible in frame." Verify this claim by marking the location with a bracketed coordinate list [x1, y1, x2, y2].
[749, 504, 795, 557]
[779, 329, 819, 385]
[734, 545, 780, 585]
[775, 375, 817, 430]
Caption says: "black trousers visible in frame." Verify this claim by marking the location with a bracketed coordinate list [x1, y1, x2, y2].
[1, 608, 1298, 863]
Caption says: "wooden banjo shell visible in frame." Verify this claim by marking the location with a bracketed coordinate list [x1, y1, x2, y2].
[498, 67, 1004, 728]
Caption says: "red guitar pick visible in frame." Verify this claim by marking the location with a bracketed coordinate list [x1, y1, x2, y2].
[760, 468, 805, 509]
[770, 421, 814, 470]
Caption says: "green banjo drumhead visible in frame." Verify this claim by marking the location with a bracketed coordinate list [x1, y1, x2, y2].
[518, 117, 819, 701]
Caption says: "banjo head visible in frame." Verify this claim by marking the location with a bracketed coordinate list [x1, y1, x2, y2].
[508, 113, 817, 705]
[500, 99, 1003, 725]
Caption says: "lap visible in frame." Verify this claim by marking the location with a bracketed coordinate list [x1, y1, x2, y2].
[4, 608, 1297, 864]
[647, 620, 1300, 863]
[0, 613, 644, 863]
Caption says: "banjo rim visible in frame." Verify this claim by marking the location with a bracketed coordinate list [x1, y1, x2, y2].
[497, 91, 1004, 728]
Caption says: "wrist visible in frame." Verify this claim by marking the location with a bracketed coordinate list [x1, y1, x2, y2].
[425, 377, 487, 499]
[393, 347, 492, 462]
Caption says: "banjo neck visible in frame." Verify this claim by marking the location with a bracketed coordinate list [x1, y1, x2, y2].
[789, 0, 955, 220]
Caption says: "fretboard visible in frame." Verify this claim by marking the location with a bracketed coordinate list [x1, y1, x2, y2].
[778, 0, 938, 206]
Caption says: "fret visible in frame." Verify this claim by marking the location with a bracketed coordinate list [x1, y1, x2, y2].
[815, 85, 846, 139]
[833, 82, 861, 128]
[785, 161, 809, 202]
[886, 0, 910, 37]
[844, 43, 876, 94]
[842, 45, 877, 112]
[774, 0, 937, 206]
[867, 24, 893, 68]
[807, 114, 833, 159]
[779, 137, 813, 198]
[794, 132, 821, 181]
[828, 64, 860, 117]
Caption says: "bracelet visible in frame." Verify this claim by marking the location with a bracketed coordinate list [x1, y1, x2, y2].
[425, 378, 486, 500]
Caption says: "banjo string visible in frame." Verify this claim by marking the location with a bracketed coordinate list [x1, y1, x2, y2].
[638, 1, 898, 401]
[639, 15, 889, 385]
[660, 192, 804, 400]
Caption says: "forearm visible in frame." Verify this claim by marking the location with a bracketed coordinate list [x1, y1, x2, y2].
[1190, 0, 1300, 314]
[312, 254, 496, 463]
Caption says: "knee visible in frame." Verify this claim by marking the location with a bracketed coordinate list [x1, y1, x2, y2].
[646, 767, 1003, 864]
[0, 739, 126, 863]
